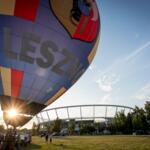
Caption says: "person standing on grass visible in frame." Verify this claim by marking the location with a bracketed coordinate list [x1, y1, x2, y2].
[49, 134, 52, 143]
[45, 133, 48, 143]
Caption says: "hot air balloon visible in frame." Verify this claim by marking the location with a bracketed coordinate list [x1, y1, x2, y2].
[0, 0, 100, 127]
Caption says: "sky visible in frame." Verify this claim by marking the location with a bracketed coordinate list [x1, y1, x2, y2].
[46, 0, 150, 109]
[1, 0, 150, 128]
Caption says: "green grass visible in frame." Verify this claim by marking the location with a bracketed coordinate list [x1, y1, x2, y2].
[23, 136, 150, 150]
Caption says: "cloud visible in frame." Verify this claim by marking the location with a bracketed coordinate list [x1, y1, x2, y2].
[100, 94, 113, 104]
[96, 73, 120, 92]
[124, 41, 150, 62]
[134, 83, 150, 101]
[101, 41, 150, 75]
[96, 41, 150, 92]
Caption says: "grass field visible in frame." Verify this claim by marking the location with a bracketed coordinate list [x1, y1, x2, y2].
[23, 136, 150, 150]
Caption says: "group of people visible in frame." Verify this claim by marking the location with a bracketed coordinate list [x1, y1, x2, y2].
[44, 133, 53, 143]
[0, 130, 31, 150]
[0, 131, 16, 150]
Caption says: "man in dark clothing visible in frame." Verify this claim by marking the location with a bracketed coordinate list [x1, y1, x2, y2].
[49, 134, 52, 143]
[45, 134, 48, 143]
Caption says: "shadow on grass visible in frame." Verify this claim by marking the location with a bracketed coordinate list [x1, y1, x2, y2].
[22, 144, 42, 150]
[53, 143, 80, 150]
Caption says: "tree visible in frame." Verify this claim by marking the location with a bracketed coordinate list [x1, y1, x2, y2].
[68, 119, 75, 135]
[52, 118, 62, 133]
[111, 111, 127, 134]
[110, 103, 150, 134]
[125, 113, 133, 134]
[44, 123, 52, 133]
[132, 106, 148, 133]
[145, 101, 150, 129]
[93, 122, 100, 134]
[80, 125, 95, 135]
[32, 122, 40, 135]
[0, 124, 5, 133]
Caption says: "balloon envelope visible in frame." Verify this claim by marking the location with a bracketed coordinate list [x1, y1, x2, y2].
[0, 0, 100, 126]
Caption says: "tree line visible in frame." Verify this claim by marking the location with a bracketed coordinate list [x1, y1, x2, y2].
[109, 101, 150, 134]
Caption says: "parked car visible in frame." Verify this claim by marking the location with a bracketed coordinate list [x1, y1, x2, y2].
[20, 133, 31, 146]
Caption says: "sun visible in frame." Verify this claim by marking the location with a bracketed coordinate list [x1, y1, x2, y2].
[8, 108, 18, 118]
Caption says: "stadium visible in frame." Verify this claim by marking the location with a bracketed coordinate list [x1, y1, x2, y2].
[34, 104, 133, 135]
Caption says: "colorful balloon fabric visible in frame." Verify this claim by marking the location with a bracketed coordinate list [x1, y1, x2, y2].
[0, 0, 100, 116]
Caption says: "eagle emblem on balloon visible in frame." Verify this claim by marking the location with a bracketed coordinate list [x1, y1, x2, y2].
[50, 0, 99, 42]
